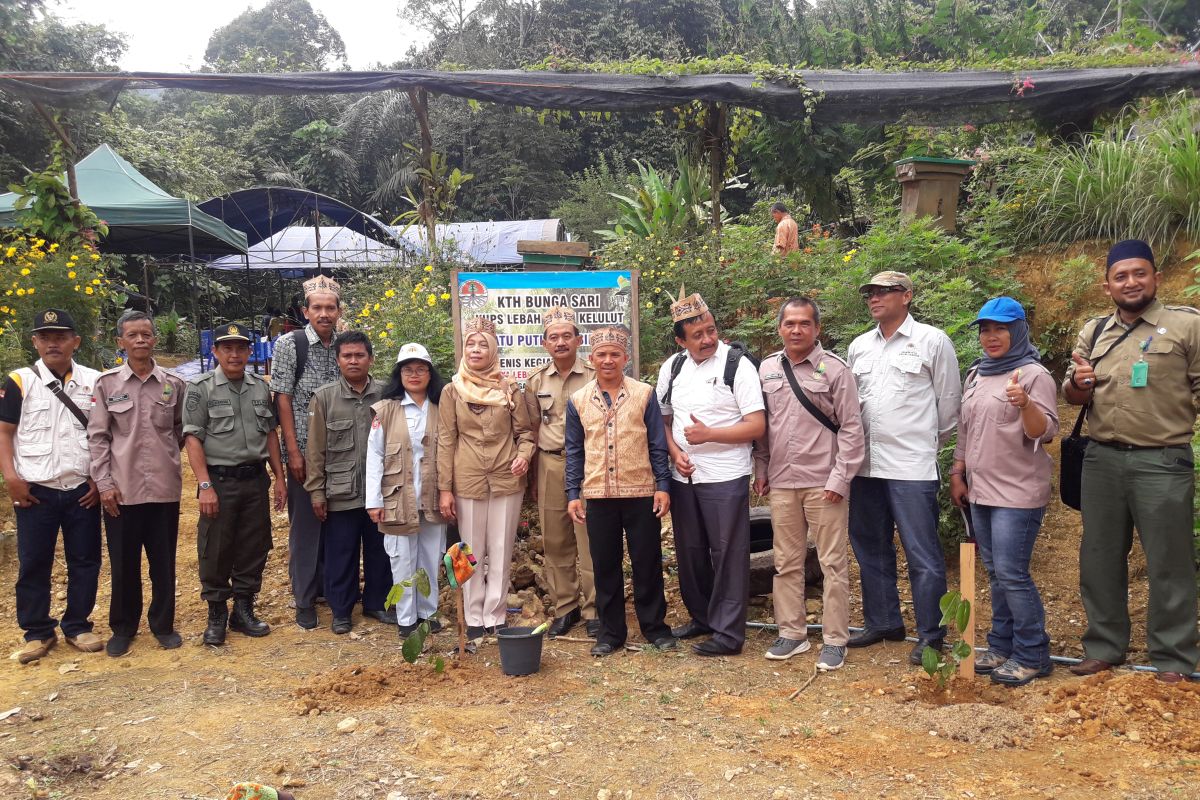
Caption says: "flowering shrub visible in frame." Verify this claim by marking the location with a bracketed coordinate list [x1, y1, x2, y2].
[0, 234, 122, 372]
[343, 261, 457, 377]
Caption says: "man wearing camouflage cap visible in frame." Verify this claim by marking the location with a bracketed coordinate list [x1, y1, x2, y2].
[846, 271, 961, 665]
[524, 304, 597, 638]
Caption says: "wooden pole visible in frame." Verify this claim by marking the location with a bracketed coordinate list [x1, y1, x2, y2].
[31, 101, 79, 200]
[705, 102, 727, 233]
[407, 88, 437, 250]
[456, 587, 467, 657]
[958, 539, 976, 678]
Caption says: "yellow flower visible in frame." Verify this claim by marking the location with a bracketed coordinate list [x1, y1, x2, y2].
[645, 301, 653, 308]
[439, 292, 450, 301]
[4, 248, 15, 258]
[90, 254, 100, 261]
[361, 307, 371, 318]
[16, 289, 25, 296]
[654, 287, 661, 294]
[67, 271, 76, 279]
[386, 322, 394, 329]
[74, 285, 80, 291]
[26, 287, 33, 295]
[385, 289, 396, 298]
[379, 331, 388, 338]
[20, 268, 29, 276]
[48, 243, 58, 252]
[4, 290, 10, 296]
[424, 265, 434, 273]
[426, 294, 436, 306]
[84, 287, 92, 295]
[373, 302, 381, 311]
[91, 278, 101, 285]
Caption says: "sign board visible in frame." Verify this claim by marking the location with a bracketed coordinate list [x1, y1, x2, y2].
[452, 270, 638, 384]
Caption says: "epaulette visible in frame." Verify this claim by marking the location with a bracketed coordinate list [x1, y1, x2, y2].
[1165, 305, 1200, 315]
[821, 351, 850, 368]
[765, 349, 784, 361]
[527, 361, 552, 380]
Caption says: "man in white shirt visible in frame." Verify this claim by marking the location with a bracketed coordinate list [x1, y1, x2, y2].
[657, 288, 765, 656]
[845, 271, 961, 665]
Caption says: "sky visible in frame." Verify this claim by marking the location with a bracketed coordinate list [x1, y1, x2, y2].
[55, 0, 432, 71]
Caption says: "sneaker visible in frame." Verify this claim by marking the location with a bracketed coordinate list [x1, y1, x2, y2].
[817, 644, 847, 672]
[974, 649, 1008, 674]
[17, 634, 58, 664]
[106, 634, 133, 658]
[765, 637, 811, 661]
[65, 631, 104, 653]
[990, 658, 1053, 687]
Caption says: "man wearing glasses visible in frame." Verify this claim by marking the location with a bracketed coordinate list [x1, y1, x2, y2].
[845, 271, 961, 665]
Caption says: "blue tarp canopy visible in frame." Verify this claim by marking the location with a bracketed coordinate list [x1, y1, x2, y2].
[197, 187, 399, 248]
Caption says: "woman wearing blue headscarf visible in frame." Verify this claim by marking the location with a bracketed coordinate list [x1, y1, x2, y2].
[949, 297, 1059, 686]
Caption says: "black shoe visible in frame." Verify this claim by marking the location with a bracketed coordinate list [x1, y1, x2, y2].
[466, 625, 486, 641]
[154, 631, 182, 649]
[585, 619, 601, 638]
[106, 634, 133, 658]
[295, 606, 318, 630]
[591, 642, 619, 656]
[331, 617, 353, 635]
[363, 608, 394, 624]
[909, 638, 945, 666]
[548, 608, 581, 637]
[420, 617, 444, 634]
[203, 601, 228, 646]
[692, 639, 742, 657]
[398, 622, 419, 637]
[847, 626, 907, 648]
[671, 620, 711, 640]
[651, 636, 678, 651]
[229, 595, 270, 638]
[484, 625, 500, 635]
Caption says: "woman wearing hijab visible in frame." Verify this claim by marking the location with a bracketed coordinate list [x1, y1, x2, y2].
[950, 297, 1059, 686]
[437, 317, 535, 642]
[365, 343, 448, 638]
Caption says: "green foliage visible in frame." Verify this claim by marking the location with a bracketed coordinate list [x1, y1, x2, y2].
[597, 152, 740, 242]
[383, 567, 435, 664]
[204, 0, 347, 71]
[553, 153, 635, 241]
[393, 148, 475, 247]
[8, 156, 108, 247]
[922, 591, 975, 688]
[992, 94, 1200, 248]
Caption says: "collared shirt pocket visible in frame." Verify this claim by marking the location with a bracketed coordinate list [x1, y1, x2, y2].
[253, 403, 275, 434]
[208, 404, 236, 436]
[325, 417, 355, 451]
[22, 398, 53, 431]
[151, 399, 175, 433]
[851, 358, 875, 398]
[761, 378, 786, 410]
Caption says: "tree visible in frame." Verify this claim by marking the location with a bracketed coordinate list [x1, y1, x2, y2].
[204, 0, 348, 71]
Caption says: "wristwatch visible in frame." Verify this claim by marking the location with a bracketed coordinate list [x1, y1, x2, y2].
[198, 481, 213, 490]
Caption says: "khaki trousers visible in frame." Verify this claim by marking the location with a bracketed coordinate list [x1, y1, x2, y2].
[769, 487, 850, 645]
[456, 491, 523, 629]
[537, 452, 596, 619]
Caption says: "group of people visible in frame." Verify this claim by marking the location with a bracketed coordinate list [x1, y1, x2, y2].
[6, 239, 1197, 685]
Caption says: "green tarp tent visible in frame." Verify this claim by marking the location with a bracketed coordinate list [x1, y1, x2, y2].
[0, 144, 247, 256]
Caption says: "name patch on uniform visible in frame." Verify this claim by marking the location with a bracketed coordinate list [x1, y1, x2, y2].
[208, 399, 232, 407]
[252, 398, 269, 407]
[762, 372, 784, 382]
[106, 393, 131, 404]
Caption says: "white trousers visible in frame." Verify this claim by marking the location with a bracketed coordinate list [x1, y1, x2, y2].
[455, 491, 523, 628]
[382, 515, 447, 626]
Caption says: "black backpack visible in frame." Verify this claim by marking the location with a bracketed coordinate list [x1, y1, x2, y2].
[659, 341, 760, 408]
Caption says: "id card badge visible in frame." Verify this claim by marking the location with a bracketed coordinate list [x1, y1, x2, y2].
[1130, 361, 1148, 388]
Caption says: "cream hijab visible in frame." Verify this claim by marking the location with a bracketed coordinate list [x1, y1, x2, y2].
[452, 331, 514, 407]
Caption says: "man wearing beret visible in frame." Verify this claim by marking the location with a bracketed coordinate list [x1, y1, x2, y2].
[524, 304, 598, 638]
[846, 271, 961, 665]
[0, 309, 103, 663]
[1063, 239, 1200, 684]
[183, 323, 287, 646]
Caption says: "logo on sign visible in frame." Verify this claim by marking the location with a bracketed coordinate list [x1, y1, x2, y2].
[460, 279, 488, 311]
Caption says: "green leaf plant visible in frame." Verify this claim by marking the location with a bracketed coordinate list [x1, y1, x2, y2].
[384, 567, 439, 666]
[921, 591, 974, 689]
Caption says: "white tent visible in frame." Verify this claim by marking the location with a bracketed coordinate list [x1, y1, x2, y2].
[396, 219, 564, 265]
[208, 226, 411, 271]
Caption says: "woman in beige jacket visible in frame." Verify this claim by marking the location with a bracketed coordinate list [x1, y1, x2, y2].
[437, 318, 535, 641]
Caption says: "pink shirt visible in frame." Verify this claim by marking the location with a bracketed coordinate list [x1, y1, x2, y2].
[753, 344, 865, 497]
[87, 361, 186, 504]
[952, 365, 1059, 509]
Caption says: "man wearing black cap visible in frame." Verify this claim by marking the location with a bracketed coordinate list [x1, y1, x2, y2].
[182, 323, 287, 646]
[1063, 239, 1200, 684]
[0, 309, 103, 663]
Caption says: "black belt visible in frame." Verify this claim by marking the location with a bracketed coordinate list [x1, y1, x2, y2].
[539, 447, 564, 456]
[1092, 440, 1167, 451]
[210, 461, 266, 479]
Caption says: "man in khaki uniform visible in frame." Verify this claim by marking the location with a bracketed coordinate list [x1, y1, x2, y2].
[524, 305, 597, 638]
[1063, 239, 1200, 684]
[183, 323, 287, 646]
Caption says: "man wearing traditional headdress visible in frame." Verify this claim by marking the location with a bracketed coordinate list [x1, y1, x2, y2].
[656, 287, 765, 657]
[271, 274, 351, 630]
[524, 304, 597, 638]
[565, 326, 676, 656]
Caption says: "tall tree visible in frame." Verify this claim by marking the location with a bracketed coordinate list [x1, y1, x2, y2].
[204, 0, 348, 71]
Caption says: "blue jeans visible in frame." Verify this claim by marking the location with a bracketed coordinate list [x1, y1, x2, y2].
[15, 482, 101, 641]
[323, 508, 392, 618]
[848, 477, 947, 640]
[970, 503, 1050, 668]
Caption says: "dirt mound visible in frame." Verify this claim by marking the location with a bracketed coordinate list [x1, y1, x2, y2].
[1044, 671, 1200, 752]
[292, 662, 468, 714]
[899, 702, 1034, 748]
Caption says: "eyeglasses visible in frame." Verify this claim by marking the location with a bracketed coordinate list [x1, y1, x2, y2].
[400, 364, 430, 376]
[860, 285, 905, 299]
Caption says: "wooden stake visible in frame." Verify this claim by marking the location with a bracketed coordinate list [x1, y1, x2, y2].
[959, 540, 976, 678]
[456, 586, 466, 658]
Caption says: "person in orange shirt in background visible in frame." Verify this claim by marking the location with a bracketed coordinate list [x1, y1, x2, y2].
[771, 202, 799, 255]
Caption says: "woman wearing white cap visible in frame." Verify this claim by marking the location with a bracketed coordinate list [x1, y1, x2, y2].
[365, 343, 449, 638]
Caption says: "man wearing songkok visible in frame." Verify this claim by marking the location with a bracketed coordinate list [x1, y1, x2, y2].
[753, 297, 864, 671]
[272, 274, 346, 629]
[565, 326, 676, 656]
[1063, 239, 1200, 684]
[0, 308, 103, 663]
[88, 309, 187, 657]
[656, 286, 765, 657]
[846, 271, 961, 665]
[524, 304, 597, 638]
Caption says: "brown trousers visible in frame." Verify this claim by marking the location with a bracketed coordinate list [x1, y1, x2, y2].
[769, 487, 850, 645]
[537, 452, 596, 619]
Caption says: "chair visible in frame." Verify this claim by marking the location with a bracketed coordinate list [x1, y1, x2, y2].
[199, 329, 214, 371]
